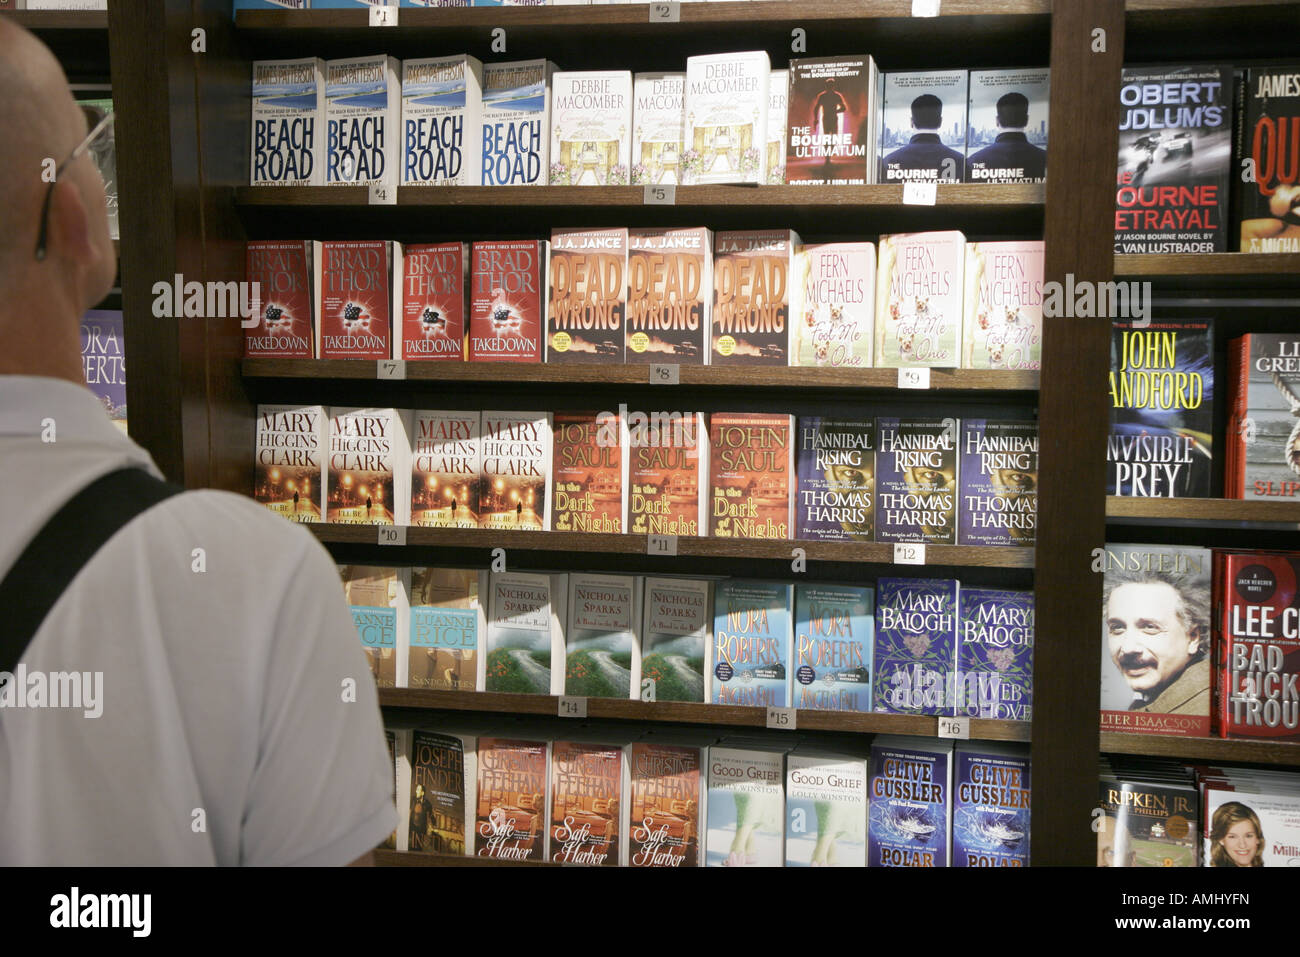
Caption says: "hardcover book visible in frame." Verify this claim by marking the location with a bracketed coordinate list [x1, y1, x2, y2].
[326, 407, 405, 525]
[401, 55, 483, 186]
[792, 583, 873, 712]
[766, 70, 788, 185]
[794, 417, 874, 543]
[316, 240, 396, 360]
[550, 739, 624, 866]
[708, 412, 794, 540]
[868, 736, 954, 867]
[1114, 64, 1232, 254]
[546, 227, 628, 362]
[705, 745, 785, 867]
[250, 58, 323, 187]
[952, 744, 1031, 866]
[551, 410, 626, 533]
[879, 70, 968, 184]
[479, 411, 551, 530]
[956, 587, 1034, 721]
[958, 419, 1038, 547]
[1107, 320, 1214, 497]
[875, 231, 965, 368]
[1226, 333, 1300, 500]
[961, 240, 1043, 370]
[682, 51, 771, 186]
[485, 571, 566, 695]
[80, 310, 126, 433]
[625, 227, 711, 363]
[784, 749, 867, 867]
[340, 564, 399, 688]
[785, 55, 878, 186]
[548, 71, 633, 186]
[711, 579, 792, 707]
[791, 242, 875, 368]
[325, 54, 399, 188]
[481, 59, 557, 186]
[254, 403, 325, 522]
[1098, 543, 1213, 736]
[641, 576, 711, 703]
[628, 410, 707, 536]
[564, 573, 640, 699]
[1098, 776, 1198, 867]
[1234, 66, 1300, 253]
[408, 567, 485, 691]
[873, 577, 960, 717]
[410, 729, 477, 856]
[400, 242, 467, 360]
[712, 230, 799, 365]
[468, 240, 546, 362]
[245, 240, 316, 358]
[875, 417, 959, 545]
[476, 737, 550, 861]
[410, 410, 479, 527]
[964, 68, 1049, 184]
[631, 73, 685, 186]
[627, 741, 703, 867]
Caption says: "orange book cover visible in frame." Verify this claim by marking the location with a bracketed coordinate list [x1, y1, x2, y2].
[708, 412, 794, 539]
[628, 410, 705, 536]
[476, 738, 549, 862]
[628, 741, 701, 867]
[711, 229, 798, 365]
[546, 227, 628, 362]
[549, 741, 623, 866]
[551, 411, 624, 533]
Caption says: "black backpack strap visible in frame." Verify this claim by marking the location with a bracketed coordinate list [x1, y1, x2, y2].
[0, 467, 183, 674]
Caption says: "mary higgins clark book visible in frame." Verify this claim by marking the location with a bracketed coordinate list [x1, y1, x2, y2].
[958, 419, 1038, 547]
[795, 417, 874, 543]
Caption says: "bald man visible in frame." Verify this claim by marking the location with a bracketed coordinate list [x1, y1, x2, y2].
[0, 21, 396, 866]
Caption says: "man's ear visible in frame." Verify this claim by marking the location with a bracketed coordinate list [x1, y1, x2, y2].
[48, 174, 97, 264]
[1187, 627, 1204, 658]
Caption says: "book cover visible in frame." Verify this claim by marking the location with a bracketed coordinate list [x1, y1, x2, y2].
[250, 58, 323, 187]
[325, 54, 399, 188]
[245, 240, 315, 358]
[552, 410, 625, 533]
[410, 410, 479, 527]
[410, 729, 474, 855]
[875, 231, 965, 368]
[794, 417, 874, 542]
[705, 745, 785, 867]
[340, 564, 399, 688]
[875, 417, 959, 545]
[550, 740, 624, 866]
[326, 407, 403, 524]
[964, 68, 1049, 184]
[1203, 784, 1300, 867]
[549, 71, 633, 186]
[625, 227, 711, 363]
[641, 576, 711, 704]
[783, 749, 868, 867]
[628, 410, 707, 536]
[1235, 66, 1300, 253]
[682, 51, 771, 185]
[711, 579, 792, 707]
[879, 70, 968, 184]
[564, 573, 639, 699]
[485, 571, 564, 694]
[958, 419, 1038, 547]
[316, 240, 395, 359]
[873, 577, 960, 716]
[77, 99, 116, 239]
[479, 411, 551, 530]
[786, 55, 877, 186]
[476, 738, 549, 861]
[868, 736, 954, 867]
[80, 309, 126, 433]
[1227, 334, 1300, 499]
[708, 412, 794, 540]
[791, 242, 875, 368]
[956, 588, 1034, 721]
[1099, 543, 1213, 736]
[627, 741, 702, 867]
[254, 403, 325, 522]
[1107, 319, 1213, 497]
[1099, 777, 1198, 867]
[793, 583, 873, 712]
[631, 73, 685, 186]
[400, 242, 467, 360]
[481, 59, 556, 186]
[546, 227, 628, 362]
[961, 240, 1043, 370]
[401, 55, 483, 186]
[712, 230, 799, 365]
[952, 745, 1031, 866]
[1114, 64, 1232, 254]
[468, 240, 546, 362]
[387, 727, 413, 851]
[408, 568, 483, 692]
[766, 70, 788, 185]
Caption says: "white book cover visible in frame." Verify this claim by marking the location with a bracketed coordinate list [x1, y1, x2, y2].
[325, 407, 410, 525]
[1203, 784, 1300, 867]
[251, 58, 324, 187]
[401, 55, 484, 186]
[705, 745, 786, 867]
[410, 410, 480, 528]
[253, 403, 326, 522]
[325, 54, 400, 188]
[642, 576, 712, 704]
[784, 749, 868, 867]
[481, 59, 557, 186]
[564, 573, 641, 700]
[962, 240, 1043, 370]
[632, 73, 685, 186]
[683, 51, 771, 185]
[407, 568, 488, 692]
[792, 241, 876, 368]
[479, 410, 552, 530]
[767, 70, 789, 185]
[549, 71, 633, 186]
[486, 571, 567, 695]
[874, 231, 966, 368]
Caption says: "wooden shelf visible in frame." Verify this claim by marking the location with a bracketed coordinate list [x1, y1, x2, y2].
[375, 849, 553, 867]
[1106, 497, 1300, 528]
[1102, 732, 1300, 767]
[4, 10, 107, 30]
[1125, 0, 1300, 61]
[1115, 253, 1300, 290]
[378, 687, 1032, 741]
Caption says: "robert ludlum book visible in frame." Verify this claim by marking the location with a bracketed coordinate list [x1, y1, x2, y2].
[1234, 66, 1300, 253]
[958, 419, 1038, 547]
[793, 583, 873, 712]
[1226, 333, 1300, 499]
[325, 55, 399, 188]
[254, 404, 325, 522]
[550, 739, 624, 866]
[792, 242, 875, 368]
[964, 69, 1049, 184]
[875, 231, 965, 368]
[546, 227, 628, 362]
[476, 737, 550, 861]
[480, 59, 557, 187]
[485, 571, 566, 695]
[250, 58, 323, 187]
[552, 410, 625, 534]
[564, 573, 640, 699]
[708, 412, 794, 540]
[316, 240, 396, 360]
[682, 51, 771, 186]
[962, 241, 1043, 370]
[631, 73, 684, 186]
[401, 55, 483, 186]
[873, 577, 960, 717]
[766, 70, 788, 184]
[549, 71, 632, 186]
[245, 240, 316, 358]
[326, 407, 406, 525]
[705, 745, 785, 867]
[410, 410, 479, 528]
[408, 567, 485, 692]
[626, 227, 711, 363]
[400, 242, 467, 361]
[627, 740, 703, 867]
[628, 410, 707, 536]
[1108, 320, 1213, 497]
[340, 564, 399, 688]
[784, 748, 868, 867]
[785, 55, 878, 186]
[794, 417, 874, 543]
[875, 417, 959, 545]
[1114, 64, 1232, 254]
[712, 230, 799, 365]
[868, 736, 954, 867]
[468, 240, 546, 362]
[952, 744, 1030, 866]
[641, 577, 711, 704]
[80, 310, 126, 433]
[878, 70, 968, 184]
[711, 579, 792, 708]
[409, 729, 477, 856]
[479, 411, 552, 530]
[956, 588, 1034, 721]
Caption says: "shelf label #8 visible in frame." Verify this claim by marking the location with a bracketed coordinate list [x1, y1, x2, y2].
[911, 0, 940, 17]
[648, 2, 680, 22]
[902, 181, 937, 206]
[368, 183, 397, 205]
[766, 707, 797, 730]
[369, 5, 398, 26]
[558, 696, 587, 718]
[937, 716, 970, 740]
[649, 364, 679, 385]
[378, 526, 407, 546]
[648, 534, 678, 556]
[377, 359, 406, 380]
[893, 542, 925, 565]
[897, 367, 930, 389]
[643, 184, 676, 205]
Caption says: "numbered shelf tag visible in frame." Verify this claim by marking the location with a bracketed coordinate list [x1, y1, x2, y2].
[893, 542, 925, 565]
[648, 1, 680, 22]
[368, 182, 397, 205]
[643, 184, 676, 205]
[766, 707, 797, 730]
[911, 0, 940, 16]
[897, 367, 930, 390]
[369, 4, 398, 26]
[649, 364, 679, 385]
[377, 359, 406, 380]
[378, 526, 407, 546]
[648, 534, 678, 557]
[902, 181, 937, 206]
[937, 716, 970, 740]
[558, 696, 587, 718]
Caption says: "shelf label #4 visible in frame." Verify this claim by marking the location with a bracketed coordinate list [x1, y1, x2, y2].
[897, 367, 930, 389]
[766, 707, 797, 730]
[377, 359, 406, 380]
[368, 183, 397, 205]
[911, 0, 940, 17]
[558, 696, 587, 718]
[937, 716, 970, 740]
[643, 184, 676, 205]
[647, 534, 678, 556]
[648, 2, 680, 22]
[369, 5, 398, 26]
[893, 542, 925, 565]
[378, 526, 407, 546]
[902, 181, 937, 206]
[649, 364, 679, 384]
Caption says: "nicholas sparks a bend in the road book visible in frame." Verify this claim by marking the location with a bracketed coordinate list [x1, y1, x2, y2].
[479, 411, 552, 531]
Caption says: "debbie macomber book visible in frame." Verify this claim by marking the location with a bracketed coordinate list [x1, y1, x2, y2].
[793, 583, 873, 712]
[549, 71, 633, 186]
[481, 59, 557, 187]
[251, 57, 324, 186]
[254, 404, 326, 522]
[875, 231, 965, 368]
[682, 51, 771, 186]
[401, 55, 483, 186]
[410, 410, 479, 528]
[325, 54, 399, 188]
[632, 72, 685, 186]
[711, 579, 793, 708]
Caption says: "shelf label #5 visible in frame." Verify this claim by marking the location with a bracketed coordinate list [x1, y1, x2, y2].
[378, 526, 407, 546]
[766, 707, 797, 730]
[648, 2, 680, 22]
[649, 364, 679, 384]
[937, 716, 970, 740]
[893, 542, 925, 565]
[377, 359, 406, 380]
[368, 183, 397, 205]
[643, 184, 676, 205]
[902, 181, 937, 206]
[897, 367, 930, 389]
[911, 0, 940, 17]
[647, 534, 678, 556]
[558, 696, 587, 718]
[369, 5, 398, 27]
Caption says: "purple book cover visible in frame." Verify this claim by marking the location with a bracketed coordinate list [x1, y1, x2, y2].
[952, 746, 1030, 866]
[867, 736, 952, 867]
[956, 587, 1033, 721]
[872, 577, 958, 716]
[958, 419, 1038, 547]
[794, 417, 874, 542]
[875, 417, 957, 545]
[80, 309, 127, 432]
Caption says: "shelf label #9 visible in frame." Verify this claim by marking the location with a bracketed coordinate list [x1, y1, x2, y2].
[893, 542, 925, 565]
[897, 367, 930, 389]
[902, 181, 937, 206]
[648, 534, 678, 556]
[648, 2, 680, 22]
[766, 707, 797, 730]
[368, 183, 397, 205]
[369, 5, 398, 26]
[649, 364, 680, 385]
[377, 359, 406, 380]
[911, 0, 940, 17]
[558, 696, 587, 718]
[643, 184, 676, 205]
[378, 526, 407, 546]
[937, 716, 970, 740]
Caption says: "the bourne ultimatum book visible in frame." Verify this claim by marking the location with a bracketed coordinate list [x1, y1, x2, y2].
[785, 56, 878, 186]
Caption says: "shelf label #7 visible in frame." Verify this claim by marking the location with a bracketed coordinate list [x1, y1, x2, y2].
[893, 542, 925, 565]
[647, 534, 677, 556]
[378, 526, 407, 546]
[766, 707, 797, 730]
[648, 2, 680, 22]
[369, 5, 398, 26]
[643, 185, 676, 205]
[377, 359, 406, 380]
[937, 716, 970, 740]
[558, 696, 587, 718]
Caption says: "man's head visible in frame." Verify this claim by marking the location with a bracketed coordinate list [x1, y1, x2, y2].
[1104, 564, 1210, 700]
[909, 94, 944, 132]
[994, 92, 1030, 131]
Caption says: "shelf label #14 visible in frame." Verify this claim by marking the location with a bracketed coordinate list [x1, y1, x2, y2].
[902, 181, 937, 206]
[937, 716, 970, 740]
[558, 696, 587, 718]
[643, 185, 676, 205]
[377, 359, 406, 380]
[893, 542, 925, 565]
[766, 707, 797, 730]
[649, 364, 679, 384]
[369, 5, 398, 26]
[378, 526, 407, 546]
[648, 2, 680, 22]
[648, 534, 678, 556]
[897, 367, 930, 389]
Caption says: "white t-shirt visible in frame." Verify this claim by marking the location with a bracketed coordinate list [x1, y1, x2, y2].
[0, 376, 396, 865]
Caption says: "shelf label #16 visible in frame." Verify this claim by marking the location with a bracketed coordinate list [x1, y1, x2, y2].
[902, 181, 937, 206]
[649, 364, 680, 384]
[648, 534, 678, 556]
[558, 696, 587, 718]
[648, 2, 680, 22]
[937, 716, 970, 740]
[368, 183, 397, 205]
[893, 542, 925, 565]
[897, 367, 930, 389]
[377, 359, 406, 380]
[378, 526, 407, 546]
[643, 184, 676, 205]
[766, 707, 797, 730]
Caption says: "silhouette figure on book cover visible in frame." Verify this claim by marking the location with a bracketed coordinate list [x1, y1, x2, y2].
[884, 95, 965, 179]
[967, 93, 1046, 180]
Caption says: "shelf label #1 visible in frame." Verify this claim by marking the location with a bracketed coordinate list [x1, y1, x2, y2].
[897, 367, 930, 389]
[649, 364, 680, 385]
[937, 716, 970, 740]
[902, 181, 937, 206]
[643, 184, 676, 205]
[378, 526, 407, 546]
[893, 542, 925, 565]
[369, 5, 398, 26]
[648, 534, 678, 557]
[377, 359, 406, 380]
[368, 183, 397, 205]
[911, 0, 940, 17]
[766, 707, 797, 730]
[648, 2, 680, 22]
[558, 696, 587, 718]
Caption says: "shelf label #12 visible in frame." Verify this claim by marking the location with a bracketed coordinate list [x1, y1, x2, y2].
[369, 5, 398, 26]
[558, 696, 587, 718]
[378, 526, 407, 546]
[648, 2, 680, 22]
[897, 367, 930, 389]
[648, 534, 678, 556]
[377, 359, 406, 380]
[937, 716, 970, 740]
[649, 364, 679, 384]
[893, 542, 925, 565]
[643, 184, 676, 205]
[766, 707, 797, 730]
[902, 181, 937, 206]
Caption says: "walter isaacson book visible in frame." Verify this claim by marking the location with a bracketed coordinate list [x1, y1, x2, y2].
[325, 55, 399, 189]
[879, 70, 968, 184]
[712, 580, 792, 708]
[245, 240, 316, 358]
[628, 410, 707, 536]
[958, 419, 1038, 547]
[631, 73, 685, 186]
[625, 228, 711, 363]
[952, 744, 1030, 867]
[564, 573, 640, 699]
[81, 310, 126, 433]
[792, 242, 875, 368]
[868, 736, 954, 867]
[316, 240, 396, 360]
[785, 55, 878, 186]
[794, 417, 874, 543]
[874, 577, 959, 717]
[708, 412, 794, 540]
[876, 417, 959, 545]
[400, 243, 467, 360]
[327, 407, 406, 525]
[340, 564, 399, 688]
[1234, 66, 1300, 253]
[401, 55, 483, 187]
[962, 241, 1043, 370]
[476, 737, 550, 861]
[1114, 64, 1232, 254]
[481, 59, 556, 187]
[255, 404, 325, 522]
[251, 58, 323, 187]
[552, 411, 625, 533]
[408, 567, 485, 692]
[479, 411, 551, 530]
[793, 583, 873, 712]
[964, 69, 1049, 185]
[875, 231, 965, 368]
[641, 577, 711, 703]
[957, 588, 1034, 721]
[627, 740, 703, 867]
[547, 228, 627, 362]
[468, 240, 546, 362]
[549, 71, 632, 186]
[712, 230, 799, 365]
[682, 51, 770, 186]
[410, 410, 479, 528]
[1108, 320, 1214, 497]
[1226, 333, 1300, 499]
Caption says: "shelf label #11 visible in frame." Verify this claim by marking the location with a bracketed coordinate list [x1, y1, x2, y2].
[378, 526, 407, 546]
[558, 696, 587, 718]
[893, 542, 925, 565]
[766, 707, 797, 730]
[369, 5, 398, 26]
[897, 367, 930, 389]
[377, 359, 406, 380]
[937, 716, 970, 740]
[643, 184, 676, 205]
[368, 183, 397, 205]
[648, 534, 678, 556]
[902, 181, 937, 206]
[648, 2, 680, 22]
[649, 364, 679, 384]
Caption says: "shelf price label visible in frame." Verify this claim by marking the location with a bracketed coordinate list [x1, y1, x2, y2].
[766, 707, 797, 730]
[897, 367, 930, 390]
[368, 183, 397, 205]
[902, 181, 937, 206]
[377, 359, 406, 380]
[911, 0, 941, 17]
[378, 526, 407, 546]
[937, 716, 970, 740]
[643, 184, 676, 205]
[649, 364, 680, 385]
[369, 4, 399, 26]
[648, 2, 680, 22]
[893, 542, 925, 565]
[558, 696, 588, 718]
[648, 534, 678, 556]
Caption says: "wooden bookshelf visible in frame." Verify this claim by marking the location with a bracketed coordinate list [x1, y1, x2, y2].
[1114, 253, 1300, 289]
[1107, 497, 1300, 527]
[6, 10, 108, 30]
[374, 849, 554, 867]
[1102, 733, 1300, 767]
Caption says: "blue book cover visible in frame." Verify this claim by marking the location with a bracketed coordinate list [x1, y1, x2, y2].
[793, 583, 873, 711]
[878, 70, 968, 184]
[867, 736, 953, 867]
[481, 60, 553, 186]
[794, 417, 874, 542]
[80, 309, 126, 433]
[409, 567, 481, 691]
[325, 55, 396, 186]
[875, 417, 958, 544]
[401, 56, 482, 186]
[952, 745, 1030, 866]
[956, 587, 1034, 721]
[872, 577, 958, 716]
[958, 419, 1038, 547]
[712, 580, 792, 707]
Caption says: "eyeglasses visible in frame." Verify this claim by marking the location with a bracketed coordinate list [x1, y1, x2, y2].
[34, 108, 115, 263]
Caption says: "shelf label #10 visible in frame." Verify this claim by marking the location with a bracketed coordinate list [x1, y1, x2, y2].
[649, 364, 679, 384]
[377, 359, 406, 380]
[643, 184, 676, 205]
[648, 534, 678, 556]
[378, 526, 407, 546]
[648, 2, 680, 22]
[897, 367, 930, 389]
[369, 5, 398, 26]
[558, 696, 587, 718]
[937, 716, 970, 740]
[766, 707, 797, 730]
[893, 542, 925, 565]
[902, 181, 937, 206]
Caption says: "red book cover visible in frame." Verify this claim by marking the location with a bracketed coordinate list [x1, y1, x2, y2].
[317, 240, 393, 359]
[1215, 550, 1300, 741]
[628, 741, 701, 867]
[476, 738, 549, 862]
[245, 240, 315, 358]
[711, 229, 799, 365]
[708, 412, 794, 539]
[546, 227, 628, 362]
[401, 242, 467, 361]
[628, 411, 705, 536]
[468, 240, 545, 362]
[550, 740, 623, 866]
[551, 411, 624, 533]
[1226, 336, 1249, 497]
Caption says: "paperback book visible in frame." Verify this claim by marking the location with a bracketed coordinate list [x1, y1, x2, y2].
[552, 410, 625, 533]
[873, 577, 960, 716]
[961, 240, 1043, 370]
[785, 55, 878, 186]
[410, 410, 479, 527]
[792, 583, 873, 712]
[1226, 333, 1300, 499]
[250, 58, 323, 187]
[1098, 775, 1199, 867]
[401, 55, 483, 186]
[627, 410, 707, 536]
[868, 736, 954, 867]
[956, 587, 1034, 721]
[476, 737, 550, 861]
[481, 59, 556, 186]
[245, 240, 316, 358]
[708, 412, 794, 540]
[316, 240, 396, 360]
[705, 745, 785, 867]
[875, 231, 965, 368]
[791, 242, 875, 368]
[766, 70, 788, 185]
[794, 417, 875, 543]
[485, 571, 566, 695]
[875, 417, 959, 545]
[625, 227, 711, 363]
[712, 230, 799, 365]
[409, 729, 476, 855]
[549, 71, 633, 186]
[1234, 66, 1300, 253]
[399, 242, 467, 360]
[340, 564, 399, 688]
[711, 579, 792, 708]
[254, 403, 325, 522]
[784, 748, 867, 867]
[325, 54, 399, 188]
[958, 419, 1038, 547]
[408, 567, 485, 691]
[952, 744, 1031, 866]
[641, 576, 711, 703]
[478, 411, 551, 530]
[964, 69, 1049, 184]
[564, 573, 640, 699]
[682, 51, 771, 186]
[468, 240, 547, 362]
[550, 739, 624, 866]
[879, 70, 968, 184]
[326, 407, 405, 524]
[627, 741, 703, 867]
[80, 310, 126, 433]
[631, 73, 685, 186]
[546, 227, 628, 362]
[78, 99, 117, 239]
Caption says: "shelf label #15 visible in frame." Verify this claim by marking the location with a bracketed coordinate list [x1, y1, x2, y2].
[378, 526, 407, 546]
[897, 367, 930, 389]
[766, 707, 797, 730]
[377, 359, 406, 380]
[558, 696, 587, 718]
[893, 542, 925, 565]
[911, 0, 940, 17]
[648, 534, 678, 556]
[643, 184, 676, 205]
[649, 364, 680, 384]
[902, 181, 937, 206]
[937, 716, 970, 740]
[369, 5, 398, 26]
[368, 183, 397, 205]
[648, 2, 680, 22]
